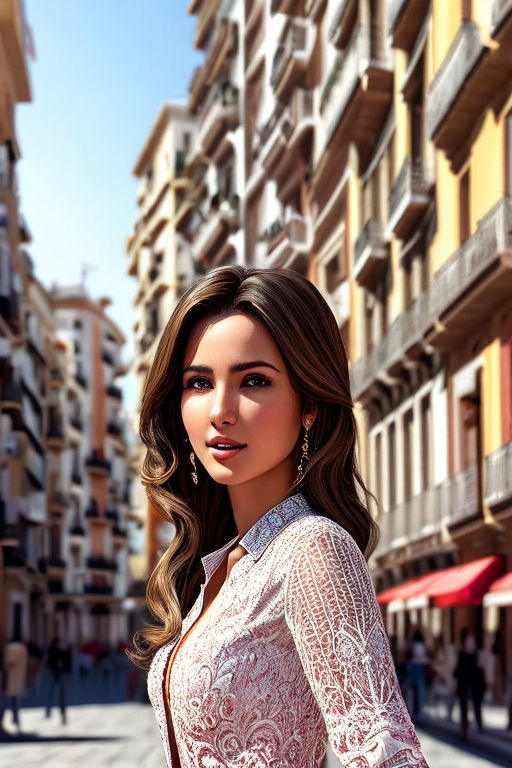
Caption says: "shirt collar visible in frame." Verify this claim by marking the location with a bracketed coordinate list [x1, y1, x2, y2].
[201, 493, 314, 581]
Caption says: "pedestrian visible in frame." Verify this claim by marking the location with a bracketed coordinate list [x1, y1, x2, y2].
[406, 628, 430, 721]
[131, 266, 428, 767]
[0, 635, 28, 732]
[45, 636, 70, 724]
[453, 627, 486, 738]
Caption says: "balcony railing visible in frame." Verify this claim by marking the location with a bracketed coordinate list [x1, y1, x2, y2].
[259, 89, 313, 171]
[350, 290, 431, 399]
[86, 450, 111, 474]
[387, 0, 430, 50]
[86, 556, 117, 571]
[322, 24, 391, 147]
[271, 0, 305, 14]
[492, 0, 512, 33]
[485, 439, 512, 509]
[106, 383, 122, 400]
[353, 219, 389, 285]
[265, 213, 310, 270]
[426, 21, 484, 142]
[430, 197, 512, 321]
[329, 0, 357, 49]
[192, 194, 240, 263]
[388, 156, 432, 238]
[441, 466, 480, 527]
[197, 83, 239, 158]
[271, 18, 313, 94]
[376, 485, 444, 555]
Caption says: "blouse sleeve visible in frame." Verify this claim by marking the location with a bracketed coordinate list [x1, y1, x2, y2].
[284, 521, 429, 768]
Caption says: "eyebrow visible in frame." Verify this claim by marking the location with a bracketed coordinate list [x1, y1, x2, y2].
[183, 360, 281, 375]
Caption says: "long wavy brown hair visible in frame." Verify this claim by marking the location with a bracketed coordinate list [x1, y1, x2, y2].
[131, 266, 378, 669]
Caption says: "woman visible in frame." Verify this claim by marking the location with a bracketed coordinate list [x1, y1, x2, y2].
[134, 267, 428, 767]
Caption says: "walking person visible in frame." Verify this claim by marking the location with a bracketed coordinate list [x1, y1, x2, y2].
[0, 635, 28, 732]
[132, 266, 428, 767]
[453, 627, 486, 738]
[406, 629, 430, 721]
[45, 636, 69, 724]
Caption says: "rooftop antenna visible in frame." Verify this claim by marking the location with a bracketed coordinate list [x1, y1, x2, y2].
[81, 262, 96, 288]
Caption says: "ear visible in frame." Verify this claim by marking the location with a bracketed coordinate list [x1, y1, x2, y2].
[302, 403, 318, 429]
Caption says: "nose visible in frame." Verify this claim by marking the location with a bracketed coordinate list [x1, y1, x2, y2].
[210, 385, 237, 427]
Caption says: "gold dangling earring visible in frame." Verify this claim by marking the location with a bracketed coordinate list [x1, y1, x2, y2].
[296, 421, 311, 483]
[189, 450, 198, 486]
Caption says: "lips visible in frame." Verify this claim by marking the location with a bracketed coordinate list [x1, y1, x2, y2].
[206, 436, 247, 461]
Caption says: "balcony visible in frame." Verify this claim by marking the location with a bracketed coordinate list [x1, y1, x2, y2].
[24, 446, 45, 490]
[101, 347, 115, 366]
[107, 419, 123, 438]
[86, 555, 117, 572]
[49, 367, 64, 388]
[197, 83, 239, 159]
[84, 583, 114, 596]
[442, 466, 480, 528]
[259, 89, 314, 177]
[74, 368, 87, 389]
[1, 376, 22, 428]
[387, 0, 430, 50]
[485, 439, 512, 511]
[350, 290, 432, 400]
[45, 423, 65, 451]
[192, 0, 222, 50]
[353, 220, 389, 286]
[428, 197, 512, 347]
[328, 0, 357, 49]
[321, 25, 392, 161]
[106, 382, 122, 400]
[86, 450, 111, 476]
[492, 0, 512, 36]
[264, 213, 310, 272]
[375, 485, 443, 556]
[48, 491, 69, 515]
[71, 469, 83, 486]
[388, 157, 432, 239]
[69, 413, 83, 432]
[192, 194, 240, 266]
[69, 524, 85, 537]
[270, 18, 315, 99]
[271, 0, 306, 13]
[426, 22, 493, 159]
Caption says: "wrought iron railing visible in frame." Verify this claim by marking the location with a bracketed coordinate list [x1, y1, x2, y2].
[426, 21, 483, 139]
[485, 439, 512, 508]
[430, 196, 512, 319]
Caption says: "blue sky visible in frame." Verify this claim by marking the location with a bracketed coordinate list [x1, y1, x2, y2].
[17, 0, 201, 409]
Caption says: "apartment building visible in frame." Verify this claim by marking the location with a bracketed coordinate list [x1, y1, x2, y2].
[127, 102, 197, 575]
[183, 0, 512, 698]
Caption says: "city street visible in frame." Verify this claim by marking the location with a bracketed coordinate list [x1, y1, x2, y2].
[1, 701, 510, 768]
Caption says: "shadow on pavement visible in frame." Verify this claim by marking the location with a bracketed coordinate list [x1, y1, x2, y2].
[0, 731, 121, 744]
[417, 720, 512, 768]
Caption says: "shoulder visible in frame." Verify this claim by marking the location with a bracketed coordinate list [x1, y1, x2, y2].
[280, 513, 363, 559]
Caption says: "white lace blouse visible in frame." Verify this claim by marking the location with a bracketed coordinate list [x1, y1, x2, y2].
[147, 494, 428, 768]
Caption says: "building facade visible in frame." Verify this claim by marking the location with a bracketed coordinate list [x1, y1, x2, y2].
[180, 0, 512, 701]
[127, 102, 197, 576]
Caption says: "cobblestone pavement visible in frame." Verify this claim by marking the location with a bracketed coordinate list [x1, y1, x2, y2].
[0, 702, 509, 768]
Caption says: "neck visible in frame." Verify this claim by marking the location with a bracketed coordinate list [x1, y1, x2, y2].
[228, 466, 297, 539]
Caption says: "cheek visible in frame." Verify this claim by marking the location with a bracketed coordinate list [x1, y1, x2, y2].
[181, 394, 208, 436]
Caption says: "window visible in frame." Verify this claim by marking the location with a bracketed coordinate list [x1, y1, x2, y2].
[388, 422, 396, 508]
[403, 409, 414, 501]
[420, 394, 431, 491]
[459, 169, 470, 244]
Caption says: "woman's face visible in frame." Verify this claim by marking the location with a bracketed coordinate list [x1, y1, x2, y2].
[181, 312, 303, 493]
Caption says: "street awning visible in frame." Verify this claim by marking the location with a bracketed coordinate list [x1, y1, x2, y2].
[377, 555, 503, 610]
[483, 572, 512, 608]
[426, 556, 503, 608]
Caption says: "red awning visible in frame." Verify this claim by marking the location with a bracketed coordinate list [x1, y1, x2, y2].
[426, 556, 503, 608]
[487, 572, 512, 594]
[377, 555, 503, 609]
[377, 571, 441, 606]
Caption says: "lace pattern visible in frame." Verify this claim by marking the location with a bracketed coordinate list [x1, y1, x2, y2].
[147, 495, 429, 768]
